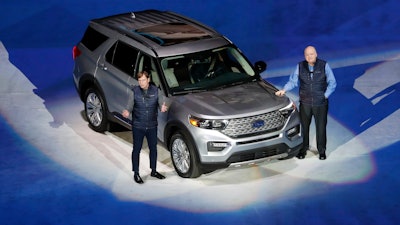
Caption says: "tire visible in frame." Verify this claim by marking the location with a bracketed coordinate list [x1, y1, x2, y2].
[169, 131, 201, 178]
[84, 88, 109, 132]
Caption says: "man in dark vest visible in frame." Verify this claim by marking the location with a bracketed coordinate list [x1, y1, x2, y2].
[275, 46, 336, 160]
[122, 71, 168, 183]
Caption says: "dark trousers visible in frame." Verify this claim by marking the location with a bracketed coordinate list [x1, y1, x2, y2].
[132, 127, 158, 173]
[299, 103, 328, 154]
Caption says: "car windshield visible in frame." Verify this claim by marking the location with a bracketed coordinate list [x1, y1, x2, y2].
[160, 46, 257, 94]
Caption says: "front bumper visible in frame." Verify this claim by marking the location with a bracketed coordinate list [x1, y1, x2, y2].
[199, 140, 302, 171]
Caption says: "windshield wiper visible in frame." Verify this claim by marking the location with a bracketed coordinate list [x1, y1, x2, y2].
[172, 88, 207, 95]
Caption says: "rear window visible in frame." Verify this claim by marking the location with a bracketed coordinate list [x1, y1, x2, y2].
[81, 26, 108, 51]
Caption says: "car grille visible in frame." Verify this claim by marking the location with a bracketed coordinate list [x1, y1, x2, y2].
[221, 111, 285, 138]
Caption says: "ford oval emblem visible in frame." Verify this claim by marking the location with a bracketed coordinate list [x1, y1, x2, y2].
[252, 119, 265, 128]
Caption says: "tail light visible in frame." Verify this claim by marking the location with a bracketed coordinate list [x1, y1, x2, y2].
[72, 46, 81, 59]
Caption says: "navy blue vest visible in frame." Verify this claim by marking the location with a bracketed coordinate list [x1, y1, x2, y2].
[132, 85, 159, 129]
[298, 59, 328, 106]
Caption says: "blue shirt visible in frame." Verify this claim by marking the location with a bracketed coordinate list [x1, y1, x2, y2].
[283, 63, 337, 98]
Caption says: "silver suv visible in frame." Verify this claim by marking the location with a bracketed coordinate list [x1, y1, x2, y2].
[72, 10, 302, 178]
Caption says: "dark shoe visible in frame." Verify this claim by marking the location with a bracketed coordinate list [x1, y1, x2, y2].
[296, 152, 306, 159]
[319, 153, 327, 160]
[151, 171, 165, 179]
[134, 174, 144, 184]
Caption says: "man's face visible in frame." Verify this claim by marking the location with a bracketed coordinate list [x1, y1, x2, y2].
[138, 76, 150, 90]
[304, 47, 317, 66]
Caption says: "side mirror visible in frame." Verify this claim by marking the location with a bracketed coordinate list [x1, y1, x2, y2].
[254, 61, 267, 73]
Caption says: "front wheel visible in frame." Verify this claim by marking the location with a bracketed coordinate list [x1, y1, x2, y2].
[169, 132, 201, 178]
[84, 88, 109, 132]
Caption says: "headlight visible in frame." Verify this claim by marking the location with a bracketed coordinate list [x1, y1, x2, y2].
[189, 116, 229, 130]
[279, 101, 296, 118]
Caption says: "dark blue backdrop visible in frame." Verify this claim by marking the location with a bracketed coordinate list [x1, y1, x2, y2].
[2, 0, 399, 61]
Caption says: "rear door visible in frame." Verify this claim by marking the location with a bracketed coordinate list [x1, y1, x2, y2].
[95, 37, 139, 121]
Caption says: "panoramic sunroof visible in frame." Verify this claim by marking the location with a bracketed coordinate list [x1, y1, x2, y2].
[135, 22, 211, 46]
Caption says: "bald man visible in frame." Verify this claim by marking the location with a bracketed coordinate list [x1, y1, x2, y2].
[275, 46, 336, 160]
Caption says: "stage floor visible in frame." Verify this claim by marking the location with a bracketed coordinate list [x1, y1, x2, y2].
[1, 41, 399, 224]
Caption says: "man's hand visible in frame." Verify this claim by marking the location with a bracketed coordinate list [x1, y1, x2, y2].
[122, 110, 130, 118]
[275, 90, 286, 97]
[161, 102, 168, 112]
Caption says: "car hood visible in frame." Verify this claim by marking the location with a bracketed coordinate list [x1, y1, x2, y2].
[174, 81, 290, 117]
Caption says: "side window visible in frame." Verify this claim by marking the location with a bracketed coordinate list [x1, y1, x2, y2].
[81, 26, 108, 51]
[138, 54, 161, 87]
[105, 41, 139, 76]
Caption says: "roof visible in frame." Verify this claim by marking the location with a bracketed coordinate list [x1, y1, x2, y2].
[93, 10, 222, 47]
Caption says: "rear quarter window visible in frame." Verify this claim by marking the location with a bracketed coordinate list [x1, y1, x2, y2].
[81, 26, 108, 51]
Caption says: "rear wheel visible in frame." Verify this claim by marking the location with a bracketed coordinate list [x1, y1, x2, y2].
[84, 88, 109, 132]
[169, 132, 201, 178]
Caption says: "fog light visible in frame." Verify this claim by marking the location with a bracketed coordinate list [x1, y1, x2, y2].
[207, 142, 230, 152]
[286, 125, 300, 138]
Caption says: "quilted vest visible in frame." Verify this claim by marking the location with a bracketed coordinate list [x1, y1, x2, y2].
[298, 59, 328, 106]
[132, 85, 158, 129]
